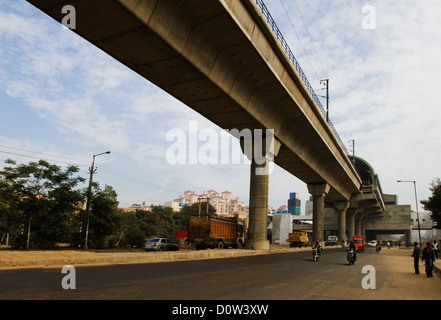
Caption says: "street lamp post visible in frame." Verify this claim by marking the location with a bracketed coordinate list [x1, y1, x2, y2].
[397, 180, 422, 247]
[84, 151, 110, 249]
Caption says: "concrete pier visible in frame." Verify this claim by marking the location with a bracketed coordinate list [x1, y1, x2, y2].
[308, 183, 330, 246]
[335, 201, 349, 244]
[246, 159, 270, 250]
[346, 209, 357, 241]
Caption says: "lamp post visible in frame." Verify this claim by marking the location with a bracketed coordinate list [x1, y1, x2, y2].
[397, 180, 422, 247]
[84, 151, 110, 249]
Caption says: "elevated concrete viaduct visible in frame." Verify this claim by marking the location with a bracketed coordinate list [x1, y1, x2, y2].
[27, 0, 386, 248]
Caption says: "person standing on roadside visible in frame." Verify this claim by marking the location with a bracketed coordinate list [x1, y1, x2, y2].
[433, 240, 438, 260]
[422, 242, 435, 278]
[411, 242, 420, 275]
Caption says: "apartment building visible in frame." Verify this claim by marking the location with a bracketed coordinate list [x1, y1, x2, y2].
[165, 189, 248, 216]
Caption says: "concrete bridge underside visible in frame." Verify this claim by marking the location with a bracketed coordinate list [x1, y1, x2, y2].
[27, 0, 369, 248]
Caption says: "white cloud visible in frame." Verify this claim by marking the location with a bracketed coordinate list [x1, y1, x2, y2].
[263, 0, 441, 209]
[1, 0, 441, 210]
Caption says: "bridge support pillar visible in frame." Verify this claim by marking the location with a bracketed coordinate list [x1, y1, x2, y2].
[335, 201, 349, 245]
[307, 183, 330, 247]
[355, 215, 362, 236]
[246, 159, 270, 250]
[246, 160, 269, 250]
[361, 216, 367, 239]
[241, 133, 280, 251]
[405, 228, 412, 244]
[346, 209, 357, 241]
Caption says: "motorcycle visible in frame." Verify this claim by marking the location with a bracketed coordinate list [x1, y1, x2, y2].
[347, 249, 355, 265]
[313, 247, 320, 261]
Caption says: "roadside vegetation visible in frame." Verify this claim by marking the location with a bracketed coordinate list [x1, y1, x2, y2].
[0, 159, 216, 249]
[421, 178, 441, 229]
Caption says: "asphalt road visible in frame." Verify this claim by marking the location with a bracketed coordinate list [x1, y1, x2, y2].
[0, 247, 389, 300]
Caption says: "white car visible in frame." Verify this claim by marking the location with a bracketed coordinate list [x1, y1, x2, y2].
[368, 240, 377, 247]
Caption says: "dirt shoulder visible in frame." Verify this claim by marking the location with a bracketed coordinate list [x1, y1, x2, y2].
[362, 247, 441, 300]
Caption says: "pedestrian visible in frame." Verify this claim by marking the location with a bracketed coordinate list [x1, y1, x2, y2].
[411, 242, 420, 275]
[433, 240, 438, 260]
[422, 242, 435, 278]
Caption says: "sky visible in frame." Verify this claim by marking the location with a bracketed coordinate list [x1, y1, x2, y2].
[0, 0, 440, 213]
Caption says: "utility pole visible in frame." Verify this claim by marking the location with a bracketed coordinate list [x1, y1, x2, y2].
[84, 151, 110, 249]
[198, 197, 210, 217]
[320, 79, 329, 122]
[397, 180, 422, 248]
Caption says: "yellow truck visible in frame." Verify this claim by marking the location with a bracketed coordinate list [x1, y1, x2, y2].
[288, 232, 308, 247]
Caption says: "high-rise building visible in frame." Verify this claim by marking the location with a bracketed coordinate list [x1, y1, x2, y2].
[287, 192, 301, 214]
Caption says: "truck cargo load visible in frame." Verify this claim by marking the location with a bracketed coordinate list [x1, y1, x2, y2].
[188, 216, 245, 250]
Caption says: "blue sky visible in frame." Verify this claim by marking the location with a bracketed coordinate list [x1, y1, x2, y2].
[1, 0, 441, 212]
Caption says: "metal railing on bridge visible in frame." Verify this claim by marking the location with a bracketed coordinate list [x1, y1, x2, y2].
[254, 0, 349, 156]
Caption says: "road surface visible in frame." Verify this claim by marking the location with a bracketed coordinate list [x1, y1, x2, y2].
[0, 247, 440, 300]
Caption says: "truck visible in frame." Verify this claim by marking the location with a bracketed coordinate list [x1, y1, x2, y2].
[288, 232, 308, 247]
[188, 216, 245, 250]
[352, 235, 365, 252]
[325, 235, 339, 246]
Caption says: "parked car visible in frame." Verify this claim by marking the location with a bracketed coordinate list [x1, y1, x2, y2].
[325, 235, 338, 246]
[368, 240, 377, 247]
[143, 238, 180, 252]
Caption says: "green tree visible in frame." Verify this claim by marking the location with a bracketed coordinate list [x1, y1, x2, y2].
[150, 205, 175, 239]
[421, 178, 441, 228]
[0, 159, 85, 248]
[86, 184, 120, 249]
[116, 207, 178, 248]
[117, 210, 145, 247]
[0, 176, 22, 246]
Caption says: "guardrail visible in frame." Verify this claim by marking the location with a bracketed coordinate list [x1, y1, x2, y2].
[254, 0, 349, 156]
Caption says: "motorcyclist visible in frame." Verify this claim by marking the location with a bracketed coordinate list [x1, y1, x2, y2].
[347, 240, 357, 262]
[375, 241, 382, 253]
[313, 240, 322, 255]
